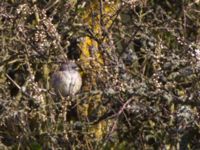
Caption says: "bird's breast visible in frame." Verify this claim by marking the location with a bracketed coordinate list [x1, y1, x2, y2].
[51, 70, 82, 96]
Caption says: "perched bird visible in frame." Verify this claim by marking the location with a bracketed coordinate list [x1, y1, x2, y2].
[51, 61, 82, 97]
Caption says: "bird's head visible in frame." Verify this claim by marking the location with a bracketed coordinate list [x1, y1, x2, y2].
[60, 61, 79, 71]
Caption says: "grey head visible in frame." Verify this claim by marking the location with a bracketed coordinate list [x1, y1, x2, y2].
[60, 61, 79, 71]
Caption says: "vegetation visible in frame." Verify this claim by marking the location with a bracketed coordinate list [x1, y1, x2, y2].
[0, 0, 200, 149]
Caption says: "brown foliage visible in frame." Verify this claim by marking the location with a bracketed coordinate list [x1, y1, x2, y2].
[0, 0, 200, 149]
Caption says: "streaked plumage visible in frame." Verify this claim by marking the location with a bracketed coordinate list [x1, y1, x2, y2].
[51, 61, 82, 97]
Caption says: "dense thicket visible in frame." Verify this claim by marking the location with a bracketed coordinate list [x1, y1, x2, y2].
[0, 0, 200, 149]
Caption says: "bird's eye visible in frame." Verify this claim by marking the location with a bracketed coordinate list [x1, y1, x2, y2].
[72, 66, 79, 70]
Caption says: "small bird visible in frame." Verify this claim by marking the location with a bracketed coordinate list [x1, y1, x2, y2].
[51, 61, 82, 97]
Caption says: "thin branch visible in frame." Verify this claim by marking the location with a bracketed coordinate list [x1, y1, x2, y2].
[5, 74, 35, 100]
